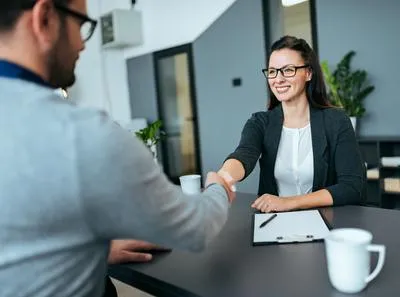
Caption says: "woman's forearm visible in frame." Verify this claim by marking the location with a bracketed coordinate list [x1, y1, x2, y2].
[288, 189, 334, 210]
[218, 159, 245, 183]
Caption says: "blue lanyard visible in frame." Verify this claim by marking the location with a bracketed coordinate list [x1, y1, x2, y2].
[0, 59, 52, 88]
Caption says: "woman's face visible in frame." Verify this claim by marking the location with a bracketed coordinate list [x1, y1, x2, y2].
[267, 48, 312, 104]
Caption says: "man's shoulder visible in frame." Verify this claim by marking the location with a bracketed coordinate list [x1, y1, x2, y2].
[38, 88, 113, 134]
[67, 105, 110, 128]
[0, 77, 128, 148]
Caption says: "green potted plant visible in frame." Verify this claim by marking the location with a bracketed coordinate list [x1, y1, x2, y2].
[135, 120, 165, 162]
[321, 51, 375, 131]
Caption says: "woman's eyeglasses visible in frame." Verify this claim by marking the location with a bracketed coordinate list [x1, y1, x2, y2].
[262, 65, 310, 79]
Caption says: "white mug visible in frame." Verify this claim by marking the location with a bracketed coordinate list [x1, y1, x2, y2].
[179, 174, 201, 195]
[324, 228, 386, 294]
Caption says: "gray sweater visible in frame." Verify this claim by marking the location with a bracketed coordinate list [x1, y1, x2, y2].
[0, 78, 229, 297]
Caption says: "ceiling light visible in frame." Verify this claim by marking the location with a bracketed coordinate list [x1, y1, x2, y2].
[281, 0, 308, 7]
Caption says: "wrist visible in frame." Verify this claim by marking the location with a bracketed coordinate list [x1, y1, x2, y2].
[218, 170, 237, 192]
[287, 196, 300, 210]
[205, 182, 232, 203]
[205, 182, 218, 189]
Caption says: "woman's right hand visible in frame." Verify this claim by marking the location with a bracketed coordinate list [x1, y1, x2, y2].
[216, 159, 245, 192]
[205, 172, 236, 203]
[217, 169, 237, 192]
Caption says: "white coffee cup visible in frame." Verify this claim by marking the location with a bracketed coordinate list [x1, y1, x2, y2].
[179, 174, 201, 195]
[324, 228, 386, 294]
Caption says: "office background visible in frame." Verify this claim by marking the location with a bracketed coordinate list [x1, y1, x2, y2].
[70, 0, 400, 194]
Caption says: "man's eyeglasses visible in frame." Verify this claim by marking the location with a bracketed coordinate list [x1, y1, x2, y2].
[54, 3, 97, 42]
[21, 1, 97, 42]
[262, 65, 310, 79]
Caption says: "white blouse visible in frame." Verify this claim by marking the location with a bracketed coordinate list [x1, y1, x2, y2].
[274, 124, 314, 197]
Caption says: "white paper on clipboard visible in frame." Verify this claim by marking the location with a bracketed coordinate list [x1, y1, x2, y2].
[253, 210, 330, 245]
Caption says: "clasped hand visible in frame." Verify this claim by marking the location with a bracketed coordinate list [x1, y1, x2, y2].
[205, 172, 236, 203]
[251, 194, 293, 213]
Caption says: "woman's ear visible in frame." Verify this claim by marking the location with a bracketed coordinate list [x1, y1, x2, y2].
[306, 68, 313, 81]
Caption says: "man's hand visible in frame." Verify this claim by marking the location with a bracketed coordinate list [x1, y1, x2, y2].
[251, 194, 294, 213]
[205, 172, 236, 203]
[108, 240, 169, 264]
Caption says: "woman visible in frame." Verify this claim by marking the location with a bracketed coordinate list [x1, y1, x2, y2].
[218, 35, 365, 213]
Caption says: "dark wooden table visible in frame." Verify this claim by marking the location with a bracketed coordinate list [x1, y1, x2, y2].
[109, 192, 400, 297]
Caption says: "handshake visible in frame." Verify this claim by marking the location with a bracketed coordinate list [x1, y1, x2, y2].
[205, 170, 237, 203]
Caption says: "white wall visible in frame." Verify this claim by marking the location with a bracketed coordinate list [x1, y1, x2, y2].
[70, 0, 132, 122]
[70, 0, 236, 123]
[124, 0, 237, 59]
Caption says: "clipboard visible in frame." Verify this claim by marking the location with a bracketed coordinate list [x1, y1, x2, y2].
[252, 209, 331, 246]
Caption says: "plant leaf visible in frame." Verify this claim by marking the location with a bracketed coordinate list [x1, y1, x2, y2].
[321, 51, 374, 117]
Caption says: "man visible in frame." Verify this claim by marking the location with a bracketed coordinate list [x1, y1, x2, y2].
[0, 1, 234, 297]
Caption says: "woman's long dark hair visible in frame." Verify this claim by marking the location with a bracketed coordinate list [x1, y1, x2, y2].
[267, 36, 332, 110]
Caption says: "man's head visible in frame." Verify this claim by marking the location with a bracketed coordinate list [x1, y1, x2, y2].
[0, 0, 97, 88]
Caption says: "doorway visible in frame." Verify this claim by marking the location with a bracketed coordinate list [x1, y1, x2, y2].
[153, 44, 202, 184]
[262, 0, 318, 56]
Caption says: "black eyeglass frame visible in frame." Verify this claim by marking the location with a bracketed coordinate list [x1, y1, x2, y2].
[21, 1, 98, 42]
[54, 3, 97, 41]
[262, 64, 310, 79]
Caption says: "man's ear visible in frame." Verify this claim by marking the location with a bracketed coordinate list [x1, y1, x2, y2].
[31, 0, 60, 52]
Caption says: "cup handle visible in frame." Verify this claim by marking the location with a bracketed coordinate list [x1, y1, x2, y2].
[365, 244, 386, 283]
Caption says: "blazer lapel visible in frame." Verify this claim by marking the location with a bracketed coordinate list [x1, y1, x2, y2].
[310, 107, 328, 190]
[266, 105, 284, 194]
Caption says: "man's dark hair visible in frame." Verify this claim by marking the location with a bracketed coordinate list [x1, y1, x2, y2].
[0, 0, 70, 33]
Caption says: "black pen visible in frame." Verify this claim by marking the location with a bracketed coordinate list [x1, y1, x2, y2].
[259, 213, 277, 228]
